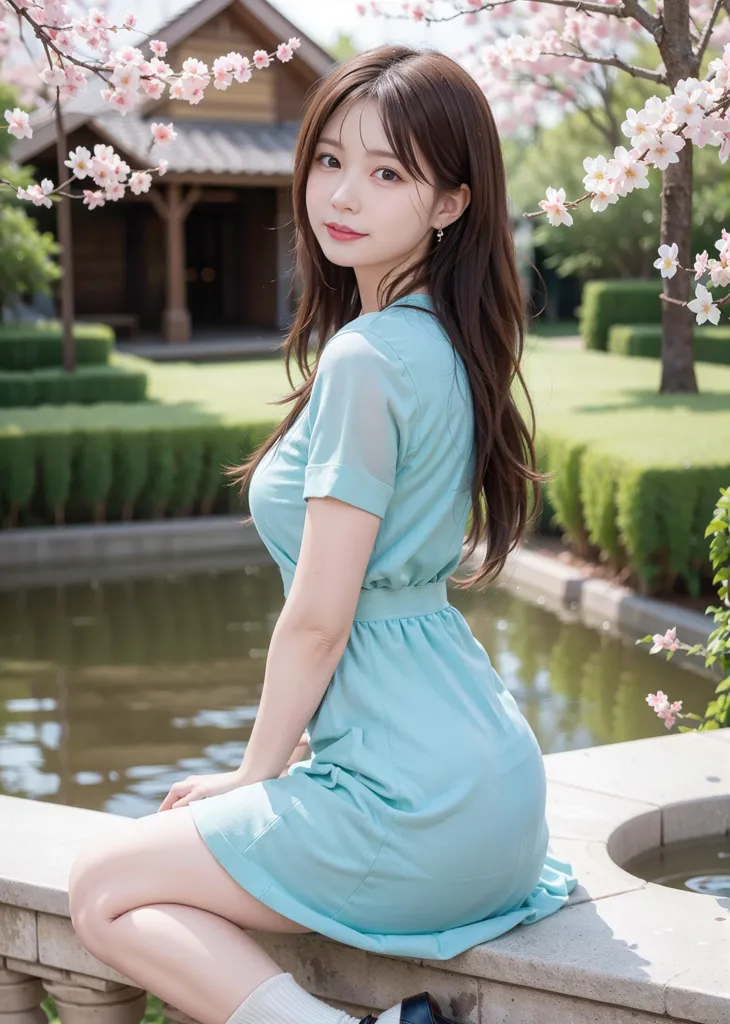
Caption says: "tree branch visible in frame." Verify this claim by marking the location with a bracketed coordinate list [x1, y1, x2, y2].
[381, 0, 659, 23]
[540, 47, 665, 83]
[618, 0, 664, 40]
[695, 0, 724, 64]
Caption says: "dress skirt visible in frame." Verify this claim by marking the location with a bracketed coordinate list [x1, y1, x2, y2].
[190, 580, 577, 961]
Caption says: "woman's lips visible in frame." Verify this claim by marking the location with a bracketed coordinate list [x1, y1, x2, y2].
[326, 224, 367, 241]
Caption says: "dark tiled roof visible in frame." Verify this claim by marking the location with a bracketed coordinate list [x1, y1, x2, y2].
[93, 115, 300, 176]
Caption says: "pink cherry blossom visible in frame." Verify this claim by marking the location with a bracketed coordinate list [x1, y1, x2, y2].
[227, 52, 252, 84]
[150, 122, 177, 145]
[539, 186, 573, 227]
[253, 49, 270, 70]
[64, 145, 92, 178]
[4, 106, 32, 139]
[129, 171, 152, 195]
[150, 39, 167, 58]
[649, 626, 680, 653]
[17, 178, 54, 208]
[82, 189, 105, 209]
[645, 691, 684, 730]
[157, 160, 169, 176]
[104, 180, 125, 202]
[710, 261, 730, 288]
[688, 283, 721, 324]
[646, 131, 686, 171]
[654, 243, 679, 278]
[694, 250, 710, 278]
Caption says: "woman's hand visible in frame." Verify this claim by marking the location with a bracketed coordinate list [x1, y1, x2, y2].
[157, 769, 248, 812]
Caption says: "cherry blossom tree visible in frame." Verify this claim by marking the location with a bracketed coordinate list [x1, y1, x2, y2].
[359, 0, 730, 394]
[0, 0, 300, 368]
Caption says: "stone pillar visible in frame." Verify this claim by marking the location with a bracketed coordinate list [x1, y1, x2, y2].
[42, 982, 146, 1024]
[0, 965, 47, 1024]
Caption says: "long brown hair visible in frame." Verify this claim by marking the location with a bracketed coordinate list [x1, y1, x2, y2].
[227, 43, 547, 590]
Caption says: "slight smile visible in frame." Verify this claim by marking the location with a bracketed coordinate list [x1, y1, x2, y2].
[325, 222, 368, 241]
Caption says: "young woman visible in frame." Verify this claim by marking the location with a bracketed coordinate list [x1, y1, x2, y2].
[69, 43, 576, 1024]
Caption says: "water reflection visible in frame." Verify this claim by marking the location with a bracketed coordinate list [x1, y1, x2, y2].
[0, 562, 713, 817]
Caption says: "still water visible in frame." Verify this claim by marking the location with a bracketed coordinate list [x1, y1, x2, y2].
[0, 558, 714, 817]
[624, 834, 730, 897]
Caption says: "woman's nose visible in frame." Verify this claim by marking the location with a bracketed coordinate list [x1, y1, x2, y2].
[330, 182, 359, 212]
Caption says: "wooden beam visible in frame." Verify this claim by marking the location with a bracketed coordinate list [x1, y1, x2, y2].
[180, 185, 203, 221]
[147, 187, 169, 220]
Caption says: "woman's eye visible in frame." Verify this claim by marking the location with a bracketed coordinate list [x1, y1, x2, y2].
[316, 153, 339, 168]
[374, 168, 401, 182]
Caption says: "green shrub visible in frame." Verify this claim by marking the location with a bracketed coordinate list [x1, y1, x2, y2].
[0, 364, 147, 406]
[580, 280, 662, 350]
[609, 323, 730, 365]
[0, 405, 268, 528]
[536, 430, 730, 597]
[0, 322, 113, 370]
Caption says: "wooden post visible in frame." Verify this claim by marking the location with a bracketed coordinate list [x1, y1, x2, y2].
[150, 183, 201, 343]
[275, 186, 295, 331]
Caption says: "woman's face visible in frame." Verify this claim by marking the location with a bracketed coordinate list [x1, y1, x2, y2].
[305, 97, 441, 302]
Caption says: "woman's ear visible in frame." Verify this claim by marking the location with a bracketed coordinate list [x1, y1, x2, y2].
[437, 183, 471, 229]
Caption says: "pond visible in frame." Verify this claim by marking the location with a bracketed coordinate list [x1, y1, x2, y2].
[0, 555, 715, 817]
[623, 833, 730, 897]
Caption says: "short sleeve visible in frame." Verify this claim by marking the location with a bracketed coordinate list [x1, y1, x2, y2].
[302, 330, 417, 518]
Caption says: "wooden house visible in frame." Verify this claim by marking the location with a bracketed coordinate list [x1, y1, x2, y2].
[12, 0, 335, 342]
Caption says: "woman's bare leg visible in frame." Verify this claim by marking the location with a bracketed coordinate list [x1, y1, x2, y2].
[68, 807, 312, 1024]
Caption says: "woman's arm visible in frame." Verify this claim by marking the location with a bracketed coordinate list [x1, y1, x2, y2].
[237, 493, 382, 785]
[278, 732, 311, 778]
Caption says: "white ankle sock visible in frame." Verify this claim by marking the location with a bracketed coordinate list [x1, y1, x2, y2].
[225, 972, 365, 1024]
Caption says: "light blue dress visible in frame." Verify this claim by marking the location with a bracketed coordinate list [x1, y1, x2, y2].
[190, 293, 577, 960]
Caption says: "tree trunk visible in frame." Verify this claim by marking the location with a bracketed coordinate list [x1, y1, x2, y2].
[54, 99, 76, 373]
[659, 143, 697, 393]
[658, 0, 698, 393]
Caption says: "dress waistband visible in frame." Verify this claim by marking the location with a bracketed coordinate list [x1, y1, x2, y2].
[280, 571, 449, 622]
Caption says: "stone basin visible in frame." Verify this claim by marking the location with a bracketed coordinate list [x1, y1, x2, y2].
[1, 730, 730, 1024]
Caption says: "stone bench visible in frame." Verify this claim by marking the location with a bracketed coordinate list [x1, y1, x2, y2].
[2, 731, 730, 1024]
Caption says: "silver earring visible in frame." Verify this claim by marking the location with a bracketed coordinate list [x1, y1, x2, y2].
[436, 227, 444, 243]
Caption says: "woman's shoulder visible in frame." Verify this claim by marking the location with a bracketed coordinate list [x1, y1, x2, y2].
[334, 298, 450, 365]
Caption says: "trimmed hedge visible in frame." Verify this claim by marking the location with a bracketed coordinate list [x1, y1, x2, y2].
[523, 344, 730, 597]
[537, 431, 729, 598]
[0, 322, 113, 370]
[609, 323, 730, 365]
[0, 365, 148, 406]
[579, 280, 662, 351]
[0, 404, 274, 527]
[3, 347, 730, 599]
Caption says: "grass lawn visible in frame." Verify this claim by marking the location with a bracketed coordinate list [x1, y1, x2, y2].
[108, 341, 730, 468]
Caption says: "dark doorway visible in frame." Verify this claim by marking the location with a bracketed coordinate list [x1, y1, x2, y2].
[185, 203, 228, 326]
[184, 190, 278, 331]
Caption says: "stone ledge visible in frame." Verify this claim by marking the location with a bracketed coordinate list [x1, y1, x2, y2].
[0, 518, 264, 576]
[491, 542, 714, 651]
[2, 732, 730, 1023]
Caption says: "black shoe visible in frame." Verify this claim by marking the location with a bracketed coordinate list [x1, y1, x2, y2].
[359, 992, 447, 1024]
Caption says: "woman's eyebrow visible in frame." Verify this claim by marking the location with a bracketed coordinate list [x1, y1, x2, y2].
[317, 136, 400, 160]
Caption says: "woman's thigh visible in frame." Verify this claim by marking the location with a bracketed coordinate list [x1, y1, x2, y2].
[68, 805, 311, 935]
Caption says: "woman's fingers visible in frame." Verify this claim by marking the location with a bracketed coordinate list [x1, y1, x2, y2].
[158, 778, 193, 813]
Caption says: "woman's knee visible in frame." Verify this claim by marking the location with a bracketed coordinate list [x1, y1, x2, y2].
[68, 833, 126, 945]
